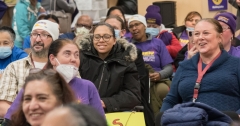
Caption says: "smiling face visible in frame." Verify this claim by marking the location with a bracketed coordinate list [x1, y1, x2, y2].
[22, 80, 61, 126]
[30, 29, 53, 57]
[193, 21, 222, 55]
[49, 43, 80, 69]
[93, 25, 116, 57]
[129, 20, 146, 41]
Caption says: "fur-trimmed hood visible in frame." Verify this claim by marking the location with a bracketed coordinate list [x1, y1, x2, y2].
[76, 34, 138, 62]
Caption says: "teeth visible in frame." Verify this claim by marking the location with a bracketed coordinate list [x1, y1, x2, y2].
[31, 114, 41, 117]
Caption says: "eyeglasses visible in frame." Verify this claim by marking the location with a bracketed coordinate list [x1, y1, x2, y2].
[222, 26, 230, 32]
[76, 24, 92, 30]
[30, 33, 52, 40]
[93, 34, 113, 42]
[29, 68, 56, 75]
[129, 22, 143, 29]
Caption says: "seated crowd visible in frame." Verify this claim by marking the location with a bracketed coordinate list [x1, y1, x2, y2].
[0, 1, 240, 126]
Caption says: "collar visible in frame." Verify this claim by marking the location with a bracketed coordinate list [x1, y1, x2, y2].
[25, 53, 48, 69]
[131, 33, 153, 43]
[190, 50, 230, 72]
[25, 53, 35, 68]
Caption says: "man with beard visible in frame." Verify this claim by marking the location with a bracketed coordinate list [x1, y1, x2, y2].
[0, 20, 59, 117]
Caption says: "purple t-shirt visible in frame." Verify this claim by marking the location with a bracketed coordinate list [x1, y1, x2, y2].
[179, 30, 189, 47]
[5, 77, 105, 119]
[134, 38, 173, 72]
[229, 46, 240, 58]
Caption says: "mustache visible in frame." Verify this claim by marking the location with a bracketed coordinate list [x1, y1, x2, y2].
[33, 41, 44, 47]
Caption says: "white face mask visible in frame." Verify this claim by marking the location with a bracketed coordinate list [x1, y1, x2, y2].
[75, 27, 90, 36]
[55, 58, 79, 83]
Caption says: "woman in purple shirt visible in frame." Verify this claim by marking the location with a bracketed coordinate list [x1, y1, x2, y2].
[3, 39, 105, 124]
[128, 14, 173, 116]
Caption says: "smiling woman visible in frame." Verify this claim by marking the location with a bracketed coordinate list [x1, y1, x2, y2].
[160, 18, 240, 115]
[77, 22, 141, 112]
[10, 69, 76, 126]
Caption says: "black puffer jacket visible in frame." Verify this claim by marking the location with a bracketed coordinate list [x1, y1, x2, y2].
[78, 35, 141, 112]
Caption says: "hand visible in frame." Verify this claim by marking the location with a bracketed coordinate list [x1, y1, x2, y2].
[149, 72, 161, 82]
[101, 100, 106, 108]
[187, 45, 198, 59]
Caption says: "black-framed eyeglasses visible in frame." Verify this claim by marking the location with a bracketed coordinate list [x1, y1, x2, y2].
[93, 34, 113, 42]
[30, 33, 52, 40]
[129, 22, 143, 29]
[76, 24, 92, 30]
[29, 68, 56, 75]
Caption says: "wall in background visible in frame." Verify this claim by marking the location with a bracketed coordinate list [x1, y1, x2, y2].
[138, 0, 237, 26]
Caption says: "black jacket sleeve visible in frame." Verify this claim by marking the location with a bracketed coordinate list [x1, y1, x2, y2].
[102, 63, 141, 112]
[173, 44, 187, 69]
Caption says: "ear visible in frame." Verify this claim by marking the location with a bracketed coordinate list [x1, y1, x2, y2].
[218, 33, 223, 43]
[10, 41, 14, 49]
[113, 37, 117, 45]
[49, 54, 57, 66]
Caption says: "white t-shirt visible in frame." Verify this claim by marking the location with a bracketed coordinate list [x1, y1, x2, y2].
[34, 61, 46, 69]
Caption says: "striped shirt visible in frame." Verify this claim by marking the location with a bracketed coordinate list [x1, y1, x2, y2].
[0, 55, 35, 102]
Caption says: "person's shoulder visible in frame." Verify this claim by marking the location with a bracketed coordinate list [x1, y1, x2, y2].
[151, 38, 166, 46]
[12, 46, 28, 57]
[59, 32, 75, 39]
[179, 53, 198, 68]
[9, 55, 29, 66]
[74, 77, 95, 87]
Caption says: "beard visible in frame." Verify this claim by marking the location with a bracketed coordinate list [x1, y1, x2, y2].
[31, 41, 49, 58]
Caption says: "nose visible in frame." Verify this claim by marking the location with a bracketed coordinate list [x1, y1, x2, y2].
[192, 21, 197, 26]
[29, 99, 39, 111]
[70, 55, 77, 63]
[35, 35, 42, 42]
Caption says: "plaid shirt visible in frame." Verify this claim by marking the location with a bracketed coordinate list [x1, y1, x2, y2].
[0, 55, 35, 102]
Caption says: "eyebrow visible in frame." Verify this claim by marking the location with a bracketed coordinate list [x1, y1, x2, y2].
[23, 94, 49, 97]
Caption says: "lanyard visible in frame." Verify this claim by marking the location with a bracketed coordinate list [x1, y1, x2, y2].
[192, 52, 221, 102]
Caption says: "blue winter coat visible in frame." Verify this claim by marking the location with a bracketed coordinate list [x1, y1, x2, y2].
[161, 102, 232, 126]
[12, 0, 41, 49]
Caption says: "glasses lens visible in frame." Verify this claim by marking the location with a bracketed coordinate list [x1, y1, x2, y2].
[103, 34, 111, 41]
[94, 34, 101, 40]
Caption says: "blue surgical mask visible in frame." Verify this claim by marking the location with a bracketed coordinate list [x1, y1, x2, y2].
[0, 47, 12, 59]
[146, 28, 160, 36]
[114, 29, 120, 38]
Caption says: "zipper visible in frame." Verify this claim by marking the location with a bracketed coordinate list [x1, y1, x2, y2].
[98, 61, 107, 91]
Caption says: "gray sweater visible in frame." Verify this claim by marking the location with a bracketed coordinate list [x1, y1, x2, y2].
[41, 0, 75, 13]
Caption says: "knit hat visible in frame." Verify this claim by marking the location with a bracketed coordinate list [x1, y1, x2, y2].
[32, 20, 59, 41]
[128, 14, 147, 27]
[214, 12, 237, 34]
[145, 5, 162, 25]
